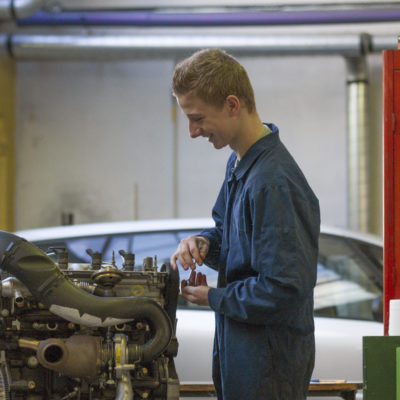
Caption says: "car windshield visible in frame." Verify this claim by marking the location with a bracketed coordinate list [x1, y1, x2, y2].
[31, 229, 383, 321]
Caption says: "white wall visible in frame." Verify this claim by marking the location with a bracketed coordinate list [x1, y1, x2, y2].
[16, 60, 175, 226]
[14, 24, 391, 234]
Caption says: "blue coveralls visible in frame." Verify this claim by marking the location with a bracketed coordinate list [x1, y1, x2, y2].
[201, 123, 320, 400]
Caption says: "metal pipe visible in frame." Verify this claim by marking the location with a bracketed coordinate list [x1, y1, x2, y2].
[16, 8, 400, 27]
[0, 276, 31, 298]
[114, 334, 134, 400]
[346, 57, 370, 233]
[0, 32, 396, 61]
[18, 338, 39, 351]
[115, 373, 133, 400]
[5, 33, 371, 60]
[371, 35, 400, 53]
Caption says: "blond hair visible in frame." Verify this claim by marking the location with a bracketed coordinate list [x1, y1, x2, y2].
[172, 48, 256, 114]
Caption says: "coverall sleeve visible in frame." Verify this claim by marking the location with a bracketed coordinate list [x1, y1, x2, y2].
[208, 183, 320, 326]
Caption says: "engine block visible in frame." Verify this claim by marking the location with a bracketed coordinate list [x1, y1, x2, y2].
[0, 231, 180, 400]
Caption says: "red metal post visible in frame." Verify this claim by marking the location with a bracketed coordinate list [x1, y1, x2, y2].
[383, 43, 400, 335]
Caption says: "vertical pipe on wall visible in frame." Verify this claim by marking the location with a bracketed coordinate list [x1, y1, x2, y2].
[0, 58, 15, 231]
[346, 57, 370, 233]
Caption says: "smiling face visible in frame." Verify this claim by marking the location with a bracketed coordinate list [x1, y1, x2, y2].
[177, 92, 239, 151]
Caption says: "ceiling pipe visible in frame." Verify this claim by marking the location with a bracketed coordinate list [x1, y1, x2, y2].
[16, 8, 400, 26]
[0, 33, 397, 61]
[371, 35, 400, 53]
[3, 33, 373, 60]
[36, 0, 400, 10]
[0, 0, 43, 20]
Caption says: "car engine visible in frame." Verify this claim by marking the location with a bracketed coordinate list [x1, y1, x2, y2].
[0, 231, 180, 400]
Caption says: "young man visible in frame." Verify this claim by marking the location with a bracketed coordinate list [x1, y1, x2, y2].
[170, 48, 320, 400]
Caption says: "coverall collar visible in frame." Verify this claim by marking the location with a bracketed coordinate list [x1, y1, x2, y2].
[231, 123, 279, 181]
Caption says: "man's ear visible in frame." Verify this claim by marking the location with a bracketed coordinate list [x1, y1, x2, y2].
[225, 95, 241, 116]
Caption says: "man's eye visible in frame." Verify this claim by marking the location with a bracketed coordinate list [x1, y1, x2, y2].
[191, 117, 203, 122]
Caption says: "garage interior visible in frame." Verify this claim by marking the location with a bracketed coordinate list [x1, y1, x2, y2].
[1, 1, 400, 399]
[1, 0, 399, 234]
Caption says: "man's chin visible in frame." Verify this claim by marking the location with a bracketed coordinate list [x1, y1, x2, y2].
[213, 142, 227, 150]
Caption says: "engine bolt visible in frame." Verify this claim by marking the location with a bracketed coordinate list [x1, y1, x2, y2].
[136, 322, 144, 330]
[67, 322, 75, 330]
[28, 381, 36, 389]
[1, 309, 9, 317]
[142, 367, 148, 375]
[142, 393, 149, 399]
[27, 356, 39, 368]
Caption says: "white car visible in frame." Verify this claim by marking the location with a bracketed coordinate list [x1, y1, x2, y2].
[15, 218, 383, 398]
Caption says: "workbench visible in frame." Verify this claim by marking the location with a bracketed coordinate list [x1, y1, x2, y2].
[180, 382, 363, 399]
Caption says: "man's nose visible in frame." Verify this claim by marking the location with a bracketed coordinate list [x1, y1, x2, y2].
[189, 121, 202, 138]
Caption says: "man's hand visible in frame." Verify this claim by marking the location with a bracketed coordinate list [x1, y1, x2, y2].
[181, 270, 210, 306]
[170, 235, 210, 271]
